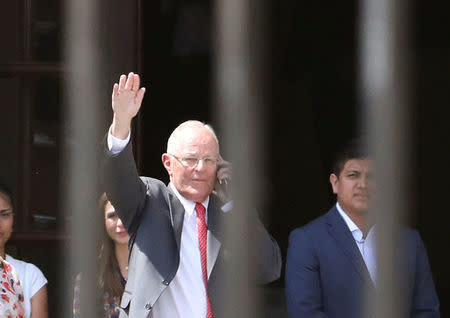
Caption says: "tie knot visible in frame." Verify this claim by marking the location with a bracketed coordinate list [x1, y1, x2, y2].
[195, 202, 206, 218]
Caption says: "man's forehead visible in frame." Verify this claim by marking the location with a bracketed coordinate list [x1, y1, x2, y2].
[176, 129, 217, 147]
[342, 158, 371, 171]
[179, 143, 219, 156]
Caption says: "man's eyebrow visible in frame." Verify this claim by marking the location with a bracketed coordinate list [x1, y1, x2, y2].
[0, 209, 11, 213]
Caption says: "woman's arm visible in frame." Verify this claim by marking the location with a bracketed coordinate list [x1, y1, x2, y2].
[30, 285, 48, 318]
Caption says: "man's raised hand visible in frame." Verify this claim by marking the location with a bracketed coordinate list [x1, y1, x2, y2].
[111, 72, 146, 139]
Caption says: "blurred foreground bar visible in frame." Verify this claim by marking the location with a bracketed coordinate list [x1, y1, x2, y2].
[215, 0, 268, 316]
[360, 0, 412, 317]
[62, 0, 106, 316]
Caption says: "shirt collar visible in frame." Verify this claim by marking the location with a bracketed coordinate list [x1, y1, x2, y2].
[336, 202, 364, 242]
[169, 182, 209, 217]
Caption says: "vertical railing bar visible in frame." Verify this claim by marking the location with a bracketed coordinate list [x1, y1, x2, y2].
[360, 0, 411, 317]
[215, 0, 267, 317]
[62, 0, 104, 316]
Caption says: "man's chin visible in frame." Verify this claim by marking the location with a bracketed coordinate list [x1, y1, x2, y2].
[183, 187, 211, 202]
[354, 205, 369, 215]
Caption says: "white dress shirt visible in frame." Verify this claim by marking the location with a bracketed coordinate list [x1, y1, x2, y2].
[108, 128, 210, 317]
[336, 202, 377, 282]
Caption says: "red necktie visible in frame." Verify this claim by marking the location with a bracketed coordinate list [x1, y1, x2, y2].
[195, 202, 214, 318]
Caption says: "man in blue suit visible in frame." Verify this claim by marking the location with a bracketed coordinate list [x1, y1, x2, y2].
[285, 139, 440, 318]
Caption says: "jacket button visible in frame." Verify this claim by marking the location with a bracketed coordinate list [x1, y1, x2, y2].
[145, 303, 152, 311]
[162, 279, 169, 285]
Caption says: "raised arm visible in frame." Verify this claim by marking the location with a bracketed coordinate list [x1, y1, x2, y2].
[111, 72, 146, 139]
[252, 215, 282, 284]
[213, 158, 281, 284]
[103, 73, 147, 233]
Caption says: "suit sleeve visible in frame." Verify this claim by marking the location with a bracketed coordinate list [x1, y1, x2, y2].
[285, 228, 328, 318]
[252, 215, 282, 284]
[102, 136, 148, 234]
[410, 231, 440, 318]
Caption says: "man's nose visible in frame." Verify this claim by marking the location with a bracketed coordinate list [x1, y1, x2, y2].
[359, 175, 369, 188]
[195, 159, 207, 171]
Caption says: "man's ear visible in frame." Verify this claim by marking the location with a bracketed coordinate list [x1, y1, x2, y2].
[161, 153, 172, 176]
[329, 173, 339, 194]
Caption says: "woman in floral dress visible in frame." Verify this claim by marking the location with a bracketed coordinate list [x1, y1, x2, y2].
[0, 256, 25, 318]
[0, 186, 48, 318]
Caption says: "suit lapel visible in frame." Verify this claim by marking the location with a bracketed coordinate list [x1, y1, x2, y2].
[327, 207, 373, 285]
[167, 187, 185, 251]
[167, 186, 222, 277]
[206, 196, 222, 279]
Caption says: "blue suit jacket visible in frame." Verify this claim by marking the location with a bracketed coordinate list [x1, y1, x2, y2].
[285, 206, 440, 318]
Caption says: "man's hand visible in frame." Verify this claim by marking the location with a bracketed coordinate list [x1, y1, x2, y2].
[111, 72, 146, 139]
[214, 155, 232, 203]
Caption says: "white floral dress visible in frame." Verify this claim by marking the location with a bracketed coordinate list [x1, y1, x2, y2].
[0, 256, 25, 317]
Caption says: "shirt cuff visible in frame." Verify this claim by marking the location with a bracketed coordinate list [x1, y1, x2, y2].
[107, 125, 131, 155]
[221, 201, 233, 213]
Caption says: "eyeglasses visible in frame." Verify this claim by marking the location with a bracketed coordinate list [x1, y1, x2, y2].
[169, 154, 218, 168]
[0, 210, 13, 219]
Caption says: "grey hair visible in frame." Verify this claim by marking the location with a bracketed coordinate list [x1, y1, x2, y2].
[166, 120, 219, 154]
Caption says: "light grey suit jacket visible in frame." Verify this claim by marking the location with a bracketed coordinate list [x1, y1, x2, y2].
[103, 140, 282, 317]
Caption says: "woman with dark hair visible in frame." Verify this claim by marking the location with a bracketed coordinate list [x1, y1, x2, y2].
[73, 193, 130, 318]
[98, 193, 130, 315]
[0, 186, 48, 318]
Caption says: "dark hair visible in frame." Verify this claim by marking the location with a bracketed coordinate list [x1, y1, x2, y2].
[0, 185, 12, 203]
[97, 193, 124, 299]
[331, 137, 369, 176]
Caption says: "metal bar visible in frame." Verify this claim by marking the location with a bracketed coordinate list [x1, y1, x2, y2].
[62, 0, 105, 316]
[215, 0, 267, 316]
[359, 0, 411, 317]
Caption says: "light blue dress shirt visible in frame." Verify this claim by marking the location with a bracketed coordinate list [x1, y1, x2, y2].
[336, 202, 377, 283]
